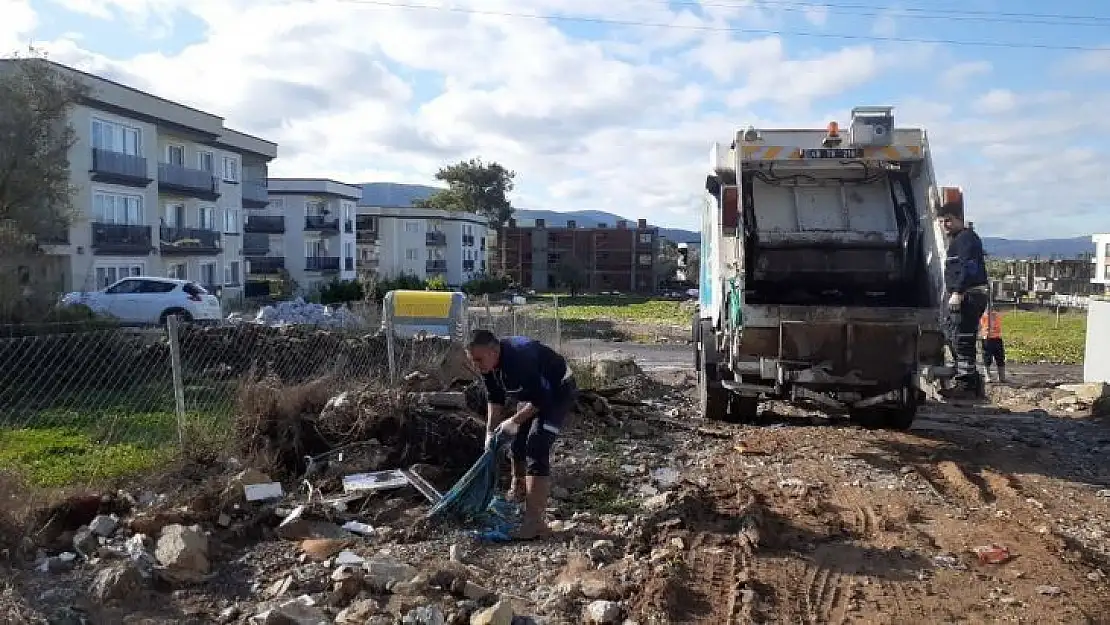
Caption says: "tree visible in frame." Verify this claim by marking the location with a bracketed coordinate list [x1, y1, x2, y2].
[656, 240, 682, 284]
[0, 50, 88, 322]
[414, 157, 516, 229]
[685, 247, 701, 286]
[555, 256, 587, 297]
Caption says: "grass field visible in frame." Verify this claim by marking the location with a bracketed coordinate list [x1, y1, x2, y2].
[533, 295, 691, 325]
[0, 386, 231, 487]
[998, 309, 1087, 365]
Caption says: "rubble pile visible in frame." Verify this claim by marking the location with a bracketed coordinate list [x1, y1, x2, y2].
[988, 381, 1110, 416]
[230, 298, 370, 329]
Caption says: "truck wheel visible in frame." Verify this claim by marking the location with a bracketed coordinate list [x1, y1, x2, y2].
[697, 326, 728, 421]
[725, 395, 760, 424]
[850, 386, 917, 430]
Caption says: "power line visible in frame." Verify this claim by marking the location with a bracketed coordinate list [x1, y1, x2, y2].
[341, 0, 1110, 51]
[691, 0, 1110, 25]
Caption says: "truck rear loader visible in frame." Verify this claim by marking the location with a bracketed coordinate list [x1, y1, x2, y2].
[696, 106, 957, 429]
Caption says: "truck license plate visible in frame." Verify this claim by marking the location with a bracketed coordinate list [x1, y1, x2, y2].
[803, 148, 863, 158]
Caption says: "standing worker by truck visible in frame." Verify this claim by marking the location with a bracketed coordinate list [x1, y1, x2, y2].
[937, 202, 990, 398]
[980, 304, 1007, 383]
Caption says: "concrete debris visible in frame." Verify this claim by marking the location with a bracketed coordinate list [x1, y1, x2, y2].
[469, 600, 513, 625]
[593, 357, 643, 384]
[582, 600, 622, 624]
[88, 563, 145, 604]
[154, 524, 210, 584]
[241, 298, 367, 329]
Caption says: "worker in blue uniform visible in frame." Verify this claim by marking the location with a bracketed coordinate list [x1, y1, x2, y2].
[466, 329, 577, 540]
[937, 204, 990, 398]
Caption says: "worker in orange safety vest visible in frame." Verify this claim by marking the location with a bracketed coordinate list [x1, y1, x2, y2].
[979, 305, 1006, 383]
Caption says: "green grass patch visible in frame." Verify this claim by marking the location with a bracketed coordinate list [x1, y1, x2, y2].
[0, 385, 232, 487]
[999, 309, 1086, 364]
[533, 296, 690, 325]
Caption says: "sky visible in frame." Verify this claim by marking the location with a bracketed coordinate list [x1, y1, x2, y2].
[2, 0, 1109, 239]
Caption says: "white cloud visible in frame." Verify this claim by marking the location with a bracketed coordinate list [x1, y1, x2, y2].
[0, 0, 1107, 238]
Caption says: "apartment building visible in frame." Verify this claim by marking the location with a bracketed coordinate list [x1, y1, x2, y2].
[8, 60, 279, 296]
[357, 194, 488, 286]
[995, 256, 1098, 298]
[492, 218, 660, 293]
[247, 179, 359, 294]
[1092, 234, 1110, 290]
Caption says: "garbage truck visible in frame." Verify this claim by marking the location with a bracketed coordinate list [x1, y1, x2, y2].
[695, 106, 957, 429]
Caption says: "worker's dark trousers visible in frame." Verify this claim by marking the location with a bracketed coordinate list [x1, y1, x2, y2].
[947, 291, 989, 392]
[981, 338, 1005, 368]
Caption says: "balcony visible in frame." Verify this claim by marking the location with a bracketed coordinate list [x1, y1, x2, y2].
[356, 215, 377, 231]
[160, 226, 222, 255]
[158, 162, 220, 200]
[305, 256, 340, 273]
[244, 215, 285, 234]
[304, 215, 340, 232]
[91, 223, 154, 255]
[426, 231, 447, 246]
[241, 180, 269, 208]
[90, 149, 151, 187]
[344, 257, 354, 272]
[426, 259, 447, 274]
[243, 233, 270, 256]
[247, 256, 285, 275]
[356, 230, 378, 243]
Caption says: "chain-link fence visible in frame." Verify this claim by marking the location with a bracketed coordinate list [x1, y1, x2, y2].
[0, 315, 461, 488]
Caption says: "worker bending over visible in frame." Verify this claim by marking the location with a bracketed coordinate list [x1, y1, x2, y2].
[466, 329, 577, 540]
[980, 305, 1006, 383]
[937, 204, 989, 398]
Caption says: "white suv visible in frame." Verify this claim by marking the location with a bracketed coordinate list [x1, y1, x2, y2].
[62, 277, 223, 325]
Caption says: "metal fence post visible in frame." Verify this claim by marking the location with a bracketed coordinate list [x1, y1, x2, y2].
[166, 315, 186, 447]
[554, 295, 562, 350]
[385, 299, 397, 385]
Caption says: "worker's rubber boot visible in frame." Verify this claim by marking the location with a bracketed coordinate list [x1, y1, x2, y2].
[512, 476, 552, 540]
[997, 366, 1007, 384]
[506, 459, 526, 503]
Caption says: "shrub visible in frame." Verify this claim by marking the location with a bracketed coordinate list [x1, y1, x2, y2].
[461, 274, 511, 297]
[319, 278, 364, 305]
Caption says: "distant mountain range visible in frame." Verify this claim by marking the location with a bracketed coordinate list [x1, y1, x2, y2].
[357, 182, 1091, 258]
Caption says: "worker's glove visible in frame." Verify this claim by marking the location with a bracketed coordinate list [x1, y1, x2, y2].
[947, 292, 962, 311]
[495, 419, 520, 438]
[484, 431, 495, 452]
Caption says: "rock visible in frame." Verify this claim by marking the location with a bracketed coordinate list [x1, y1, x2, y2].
[587, 540, 616, 564]
[125, 534, 157, 578]
[582, 600, 622, 624]
[300, 538, 350, 561]
[217, 606, 241, 624]
[129, 511, 186, 537]
[252, 595, 330, 625]
[405, 605, 447, 625]
[1057, 382, 1109, 403]
[72, 526, 100, 557]
[154, 524, 209, 584]
[364, 555, 417, 591]
[266, 576, 296, 599]
[88, 563, 145, 604]
[336, 598, 382, 624]
[462, 581, 495, 601]
[1035, 585, 1063, 596]
[623, 420, 651, 438]
[89, 514, 119, 538]
[593, 358, 642, 383]
[470, 600, 513, 625]
[37, 552, 77, 573]
[330, 565, 364, 605]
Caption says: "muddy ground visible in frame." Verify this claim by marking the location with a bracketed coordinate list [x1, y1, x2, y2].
[3, 363, 1109, 624]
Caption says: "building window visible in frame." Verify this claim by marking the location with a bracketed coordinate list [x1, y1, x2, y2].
[271, 198, 284, 210]
[199, 205, 216, 230]
[163, 203, 185, 227]
[91, 118, 141, 155]
[224, 208, 239, 234]
[305, 240, 327, 257]
[200, 262, 217, 287]
[166, 144, 185, 165]
[344, 241, 354, 259]
[95, 264, 143, 289]
[221, 156, 240, 182]
[405, 221, 419, 233]
[167, 263, 186, 280]
[306, 200, 327, 216]
[93, 191, 144, 224]
[639, 254, 652, 265]
[342, 202, 354, 222]
[639, 233, 653, 244]
[406, 248, 418, 261]
[197, 150, 215, 173]
[225, 261, 240, 285]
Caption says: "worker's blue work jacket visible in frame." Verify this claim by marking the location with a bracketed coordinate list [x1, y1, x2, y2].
[481, 336, 575, 418]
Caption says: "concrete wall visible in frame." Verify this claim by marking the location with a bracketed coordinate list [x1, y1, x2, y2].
[1084, 299, 1110, 383]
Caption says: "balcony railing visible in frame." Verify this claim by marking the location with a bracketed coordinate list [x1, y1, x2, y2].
[426, 231, 447, 246]
[90, 149, 151, 187]
[304, 215, 340, 231]
[426, 259, 447, 273]
[159, 226, 221, 255]
[305, 256, 340, 272]
[344, 257, 354, 272]
[158, 162, 220, 199]
[91, 223, 154, 255]
[243, 233, 270, 256]
[244, 215, 285, 234]
[241, 180, 269, 208]
[247, 256, 285, 274]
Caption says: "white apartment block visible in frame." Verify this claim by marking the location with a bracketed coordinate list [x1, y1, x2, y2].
[9, 61, 278, 296]
[1092, 234, 1110, 288]
[356, 204, 488, 286]
[253, 179, 359, 294]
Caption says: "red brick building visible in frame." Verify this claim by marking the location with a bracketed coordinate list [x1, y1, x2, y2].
[491, 218, 660, 293]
